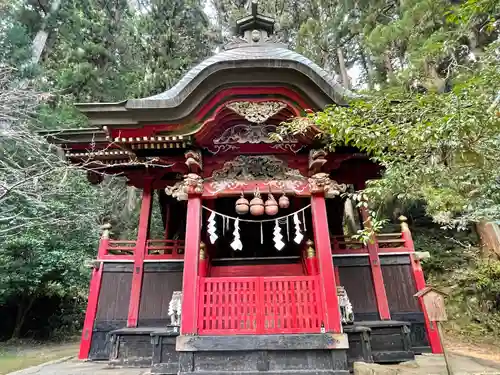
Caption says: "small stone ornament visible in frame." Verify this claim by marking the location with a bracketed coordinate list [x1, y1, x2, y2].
[279, 193, 290, 209]
[168, 291, 182, 326]
[235, 192, 250, 215]
[250, 189, 265, 216]
[337, 286, 354, 324]
[264, 193, 278, 216]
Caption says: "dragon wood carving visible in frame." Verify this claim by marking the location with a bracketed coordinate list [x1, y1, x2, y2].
[308, 173, 347, 198]
[207, 124, 302, 154]
[209, 155, 304, 181]
[165, 173, 203, 201]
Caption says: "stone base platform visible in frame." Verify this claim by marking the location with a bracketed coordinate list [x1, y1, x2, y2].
[176, 334, 350, 375]
[352, 321, 415, 363]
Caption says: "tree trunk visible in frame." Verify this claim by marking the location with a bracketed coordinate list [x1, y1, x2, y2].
[337, 47, 351, 89]
[423, 61, 446, 93]
[19, 0, 63, 88]
[383, 51, 394, 84]
[32, 0, 63, 64]
[11, 297, 35, 339]
[468, 29, 484, 61]
[344, 198, 360, 235]
[358, 47, 374, 90]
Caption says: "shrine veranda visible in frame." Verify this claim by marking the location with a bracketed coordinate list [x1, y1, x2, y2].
[42, 4, 442, 374]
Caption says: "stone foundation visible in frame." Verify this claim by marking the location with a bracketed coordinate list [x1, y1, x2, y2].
[176, 334, 350, 375]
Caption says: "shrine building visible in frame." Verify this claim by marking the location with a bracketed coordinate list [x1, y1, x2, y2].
[42, 3, 441, 374]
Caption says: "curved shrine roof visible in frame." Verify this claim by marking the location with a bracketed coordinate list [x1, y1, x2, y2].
[125, 43, 354, 109]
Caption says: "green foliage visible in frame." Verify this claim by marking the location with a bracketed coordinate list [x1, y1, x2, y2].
[0, 0, 213, 339]
[411, 224, 500, 342]
[461, 260, 500, 308]
[0, 1, 32, 66]
[442, 258, 500, 341]
[281, 37, 500, 227]
[416, 227, 476, 275]
[0, 0, 498, 342]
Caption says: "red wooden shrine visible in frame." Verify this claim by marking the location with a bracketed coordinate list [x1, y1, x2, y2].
[43, 3, 441, 373]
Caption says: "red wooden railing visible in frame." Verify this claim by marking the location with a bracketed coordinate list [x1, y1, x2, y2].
[331, 232, 408, 255]
[97, 239, 185, 260]
[99, 240, 136, 260]
[146, 239, 185, 260]
[197, 276, 324, 335]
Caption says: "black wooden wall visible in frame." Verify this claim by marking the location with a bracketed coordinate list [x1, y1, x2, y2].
[90, 263, 132, 360]
[334, 255, 429, 352]
[138, 262, 183, 326]
[89, 262, 184, 360]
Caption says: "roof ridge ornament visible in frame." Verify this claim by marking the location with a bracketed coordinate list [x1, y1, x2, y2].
[223, 0, 285, 50]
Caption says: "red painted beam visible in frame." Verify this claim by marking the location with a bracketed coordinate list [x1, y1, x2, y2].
[203, 180, 311, 198]
[127, 183, 153, 327]
[331, 248, 369, 255]
[360, 207, 391, 320]
[180, 194, 202, 335]
[404, 226, 443, 354]
[78, 261, 104, 359]
[311, 194, 342, 332]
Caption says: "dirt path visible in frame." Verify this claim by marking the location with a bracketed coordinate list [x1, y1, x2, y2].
[446, 335, 500, 363]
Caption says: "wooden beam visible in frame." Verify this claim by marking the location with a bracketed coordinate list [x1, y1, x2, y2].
[311, 194, 342, 332]
[360, 207, 391, 320]
[202, 180, 310, 198]
[180, 194, 202, 334]
[127, 181, 153, 327]
[403, 219, 443, 354]
[78, 261, 103, 359]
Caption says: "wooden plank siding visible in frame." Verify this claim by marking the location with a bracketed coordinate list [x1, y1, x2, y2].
[138, 270, 183, 326]
[337, 266, 378, 315]
[382, 264, 420, 313]
[90, 264, 133, 360]
[95, 269, 133, 322]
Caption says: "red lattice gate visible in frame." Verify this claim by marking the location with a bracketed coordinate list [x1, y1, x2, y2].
[198, 276, 324, 335]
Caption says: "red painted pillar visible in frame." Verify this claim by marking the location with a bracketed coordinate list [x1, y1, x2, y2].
[360, 207, 391, 320]
[311, 194, 342, 332]
[180, 193, 202, 335]
[78, 224, 110, 359]
[127, 182, 153, 327]
[401, 217, 443, 353]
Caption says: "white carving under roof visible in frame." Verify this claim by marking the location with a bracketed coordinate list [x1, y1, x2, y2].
[226, 101, 287, 124]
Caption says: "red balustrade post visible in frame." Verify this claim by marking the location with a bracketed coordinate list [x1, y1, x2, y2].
[304, 239, 319, 275]
[198, 242, 208, 278]
[78, 224, 110, 359]
[360, 207, 391, 320]
[311, 193, 342, 332]
[180, 189, 203, 335]
[401, 216, 443, 353]
[127, 181, 153, 327]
